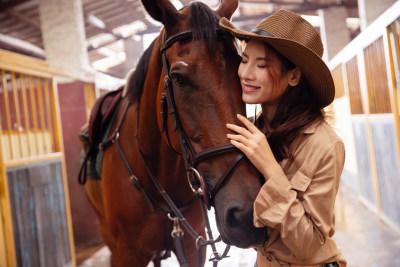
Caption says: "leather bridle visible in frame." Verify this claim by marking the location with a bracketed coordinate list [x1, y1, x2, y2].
[160, 29, 245, 209]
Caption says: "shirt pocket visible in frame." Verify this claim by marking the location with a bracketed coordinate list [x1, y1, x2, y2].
[290, 172, 312, 199]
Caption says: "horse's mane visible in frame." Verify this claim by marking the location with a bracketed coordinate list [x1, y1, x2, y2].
[125, 2, 236, 102]
[125, 38, 156, 103]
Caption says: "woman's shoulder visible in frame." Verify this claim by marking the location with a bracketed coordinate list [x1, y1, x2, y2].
[301, 121, 344, 151]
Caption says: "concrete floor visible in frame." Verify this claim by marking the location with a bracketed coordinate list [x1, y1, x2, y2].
[77, 185, 400, 267]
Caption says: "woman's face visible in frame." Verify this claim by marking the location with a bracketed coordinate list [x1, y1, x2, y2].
[238, 39, 294, 108]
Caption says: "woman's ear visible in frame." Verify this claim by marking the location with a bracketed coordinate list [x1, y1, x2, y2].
[288, 67, 301, 87]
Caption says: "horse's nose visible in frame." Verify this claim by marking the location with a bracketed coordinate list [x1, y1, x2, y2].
[223, 203, 266, 248]
[226, 206, 241, 228]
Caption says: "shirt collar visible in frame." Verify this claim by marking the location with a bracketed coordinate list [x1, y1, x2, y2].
[301, 121, 320, 134]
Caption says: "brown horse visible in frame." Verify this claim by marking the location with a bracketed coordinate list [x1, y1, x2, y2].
[81, 0, 266, 266]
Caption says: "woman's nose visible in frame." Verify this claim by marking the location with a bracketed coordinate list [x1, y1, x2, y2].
[239, 63, 255, 81]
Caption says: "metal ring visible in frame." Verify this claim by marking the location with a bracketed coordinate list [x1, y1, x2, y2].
[195, 236, 204, 249]
[186, 167, 203, 194]
[167, 213, 175, 221]
[112, 131, 120, 142]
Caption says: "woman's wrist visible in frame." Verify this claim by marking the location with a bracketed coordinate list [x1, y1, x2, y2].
[262, 162, 282, 180]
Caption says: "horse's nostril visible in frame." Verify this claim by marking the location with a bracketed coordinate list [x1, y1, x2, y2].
[226, 207, 240, 228]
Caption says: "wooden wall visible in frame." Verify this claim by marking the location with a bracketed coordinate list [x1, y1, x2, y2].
[0, 49, 83, 267]
[329, 2, 400, 231]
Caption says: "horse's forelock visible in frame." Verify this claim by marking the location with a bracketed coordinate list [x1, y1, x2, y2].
[188, 2, 221, 53]
[126, 3, 237, 102]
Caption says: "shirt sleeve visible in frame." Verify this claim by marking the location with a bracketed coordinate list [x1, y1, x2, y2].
[253, 140, 345, 261]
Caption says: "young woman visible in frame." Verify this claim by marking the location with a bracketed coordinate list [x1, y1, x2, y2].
[220, 9, 347, 267]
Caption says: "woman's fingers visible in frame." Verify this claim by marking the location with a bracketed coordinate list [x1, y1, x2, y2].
[236, 114, 259, 133]
[226, 123, 252, 139]
[227, 133, 247, 144]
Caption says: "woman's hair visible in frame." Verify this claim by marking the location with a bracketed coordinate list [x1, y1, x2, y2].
[258, 43, 325, 163]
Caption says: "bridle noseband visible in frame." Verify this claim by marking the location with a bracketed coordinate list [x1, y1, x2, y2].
[160, 29, 245, 209]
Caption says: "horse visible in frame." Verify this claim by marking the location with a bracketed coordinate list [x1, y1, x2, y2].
[79, 0, 266, 266]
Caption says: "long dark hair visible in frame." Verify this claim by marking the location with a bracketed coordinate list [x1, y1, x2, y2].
[258, 43, 325, 163]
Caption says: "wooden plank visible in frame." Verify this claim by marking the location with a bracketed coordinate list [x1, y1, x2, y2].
[50, 79, 62, 153]
[50, 79, 76, 265]
[0, 49, 94, 83]
[4, 8, 41, 29]
[370, 116, 400, 228]
[4, 152, 62, 168]
[10, 71, 24, 158]
[0, 198, 8, 267]
[364, 37, 391, 114]
[19, 73, 34, 156]
[345, 56, 364, 114]
[1, 69, 14, 160]
[43, 79, 55, 153]
[351, 117, 376, 205]
[35, 77, 47, 153]
[0, 139, 17, 267]
[331, 65, 345, 98]
[6, 159, 73, 267]
[28, 75, 40, 156]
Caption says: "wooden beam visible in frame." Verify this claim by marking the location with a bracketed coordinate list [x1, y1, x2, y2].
[4, 8, 40, 29]
[0, 0, 29, 10]
[0, 32, 45, 58]
[85, 13, 123, 39]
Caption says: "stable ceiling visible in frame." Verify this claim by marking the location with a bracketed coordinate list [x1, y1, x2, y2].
[0, 0, 359, 79]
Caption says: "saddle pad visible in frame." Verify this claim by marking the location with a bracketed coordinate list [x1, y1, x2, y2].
[79, 88, 124, 181]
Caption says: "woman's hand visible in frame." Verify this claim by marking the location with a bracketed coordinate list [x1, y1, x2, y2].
[226, 114, 281, 179]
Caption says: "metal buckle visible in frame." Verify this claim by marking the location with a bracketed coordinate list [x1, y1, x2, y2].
[168, 213, 184, 237]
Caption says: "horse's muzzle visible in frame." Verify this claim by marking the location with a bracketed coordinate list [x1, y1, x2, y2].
[214, 200, 267, 248]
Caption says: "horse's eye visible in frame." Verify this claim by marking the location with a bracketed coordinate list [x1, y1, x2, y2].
[171, 74, 185, 86]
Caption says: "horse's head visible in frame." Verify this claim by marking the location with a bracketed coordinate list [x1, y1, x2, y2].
[141, 0, 266, 248]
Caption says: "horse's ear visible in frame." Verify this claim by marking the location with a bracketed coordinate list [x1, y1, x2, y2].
[141, 0, 182, 28]
[216, 0, 238, 20]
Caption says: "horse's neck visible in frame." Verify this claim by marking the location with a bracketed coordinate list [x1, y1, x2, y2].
[137, 37, 185, 179]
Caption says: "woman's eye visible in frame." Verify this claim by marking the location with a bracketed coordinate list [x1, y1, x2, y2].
[257, 65, 267, 68]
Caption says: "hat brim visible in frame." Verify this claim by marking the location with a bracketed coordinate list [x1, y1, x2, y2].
[219, 17, 335, 108]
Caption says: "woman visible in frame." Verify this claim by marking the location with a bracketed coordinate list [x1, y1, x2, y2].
[220, 9, 346, 267]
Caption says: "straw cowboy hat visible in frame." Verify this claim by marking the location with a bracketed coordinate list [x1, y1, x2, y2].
[219, 9, 335, 108]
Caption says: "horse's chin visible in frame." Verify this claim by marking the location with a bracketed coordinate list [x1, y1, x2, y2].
[214, 208, 267, 248]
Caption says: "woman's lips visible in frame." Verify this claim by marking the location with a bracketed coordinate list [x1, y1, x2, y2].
[242, 83, 260, 93]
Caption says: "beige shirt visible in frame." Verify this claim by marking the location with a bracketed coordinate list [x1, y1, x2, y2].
[254, 121, 347, 267]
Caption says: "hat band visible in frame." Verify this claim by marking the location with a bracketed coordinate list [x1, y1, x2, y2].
[251, 28, 274, 37]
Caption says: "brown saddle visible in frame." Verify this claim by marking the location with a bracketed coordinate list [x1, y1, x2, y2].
[89, 87, 123, 144]
[78, 87, 124, 184]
